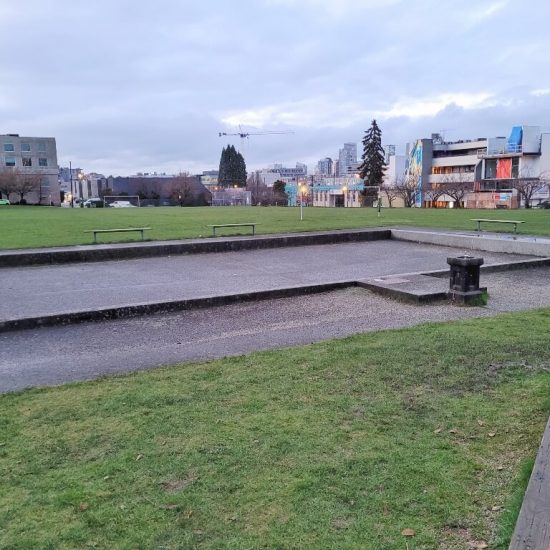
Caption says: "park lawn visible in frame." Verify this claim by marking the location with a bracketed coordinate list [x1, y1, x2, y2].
[2, 310, 550, 548]
[1, 205, 550, 249]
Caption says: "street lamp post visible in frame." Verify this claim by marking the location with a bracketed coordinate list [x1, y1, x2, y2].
[78, 172, 85, 207]
[298, 182, 307, 220]
[69, 161, 74, 208]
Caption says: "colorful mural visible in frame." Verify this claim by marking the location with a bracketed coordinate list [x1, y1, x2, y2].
[408, 140, 424, 207]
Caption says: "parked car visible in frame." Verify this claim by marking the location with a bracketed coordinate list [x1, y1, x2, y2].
[535, 201, 550, 209]
[0, 199, 10, 205]
[83, 198, 104, 208]
[109, 200, 137, 208]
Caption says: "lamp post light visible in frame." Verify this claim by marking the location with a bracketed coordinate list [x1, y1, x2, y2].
[299, 182, 307, 220]
[77, 172, 85, 207]
[69, 161, 74, 208]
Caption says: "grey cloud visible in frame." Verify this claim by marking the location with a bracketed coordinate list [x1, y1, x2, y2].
[1, 0, 549, 174]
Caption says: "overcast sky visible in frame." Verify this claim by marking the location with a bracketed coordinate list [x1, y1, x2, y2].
[2, 0, 550, 175]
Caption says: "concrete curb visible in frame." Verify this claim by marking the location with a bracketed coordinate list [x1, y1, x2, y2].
[0, 281, 353, 333]
[391, 229, 550, 257]
[0, 229, 391, 268]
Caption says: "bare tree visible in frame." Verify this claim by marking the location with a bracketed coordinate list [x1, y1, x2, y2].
[381, 186, 400, 207]
[510, 169, 545, 209]
[0, 168, 19, 200]
[171, 175, 195, 206]
[0, 168, 40, 203]
[246, 171, 264, 205]
[438, 173, 474, 208]
[13, 174, 41, 204]
[395, 174, 419, 208]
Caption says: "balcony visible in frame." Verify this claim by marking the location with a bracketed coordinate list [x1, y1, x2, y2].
[478, 144, 523, 158]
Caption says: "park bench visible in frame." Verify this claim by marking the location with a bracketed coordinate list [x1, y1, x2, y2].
[471, 218, 525, 234]
[207, 223, 257, 237]
[84, 227, 152, 243]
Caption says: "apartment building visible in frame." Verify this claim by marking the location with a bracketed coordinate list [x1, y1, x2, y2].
[0, 133, 60, 205]
[407, 127, 550, 208]
[470, 126, 550, 208]
[258, 163, 308, 186]
[337, 143, 357, 176]
[316, 157, 333, 176]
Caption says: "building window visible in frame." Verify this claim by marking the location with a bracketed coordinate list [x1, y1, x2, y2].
[38, 158, 48, 167]
[22, 157, 32, 167]
[512, 157, 519, 178]
[5, 156, 16, 167]
[37, 141, 46, 153]
[21, 143, 31, 152]
[3, 143, 14, 152]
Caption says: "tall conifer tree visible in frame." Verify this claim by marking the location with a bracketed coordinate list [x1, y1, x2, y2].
[358, 120, 386, 193]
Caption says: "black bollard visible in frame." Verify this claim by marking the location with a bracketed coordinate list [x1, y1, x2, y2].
[447, 255, 486, 304]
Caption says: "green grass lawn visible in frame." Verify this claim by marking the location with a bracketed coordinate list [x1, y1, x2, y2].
[1, 205, 549, 249]
[2, 309, 550, 548]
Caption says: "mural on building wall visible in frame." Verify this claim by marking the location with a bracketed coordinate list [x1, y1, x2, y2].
[496, 158, 512, 179]
[408, 140, 423, 207]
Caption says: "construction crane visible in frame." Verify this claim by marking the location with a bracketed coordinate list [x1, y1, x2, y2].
[218, 130, 294, 138]
[218, 128, 294, 154]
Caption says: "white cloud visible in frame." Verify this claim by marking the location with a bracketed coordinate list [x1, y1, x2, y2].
[376, 92, 495, 119]
[467, 0, 508, 25]
[531, 89, 550, 97]
[221, 92, 495, 132]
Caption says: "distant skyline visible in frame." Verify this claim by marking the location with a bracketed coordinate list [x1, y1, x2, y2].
[2, 0, 550, 175]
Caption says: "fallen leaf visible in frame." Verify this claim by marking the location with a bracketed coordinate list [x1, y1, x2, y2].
[449, 429, 458, 434]
[79, 502, 89, 512]
[488, 432, 496, 438]
[401, 528, 415, 537]
[434, 428, 442, 434]
[491, 505, 502, 511]
[103, 475, 111, 481]
[475, 543, 488, 549]
[136, 454, 144, 461]
[497, 466, 504, 471]
[477, 420, 484, 426]
[183, 510, 193, 519]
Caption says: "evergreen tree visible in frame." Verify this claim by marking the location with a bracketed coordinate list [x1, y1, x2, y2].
[218, 146, 230, 187]
[235, 150, 247, 187]
[358, 120, 386, 194]
[218, 145, 247, 188]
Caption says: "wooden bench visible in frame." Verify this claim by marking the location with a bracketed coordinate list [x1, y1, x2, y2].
[471, 218, 525, 234]
[207, 223, 257, 237]
[84, 227, 152, 243]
